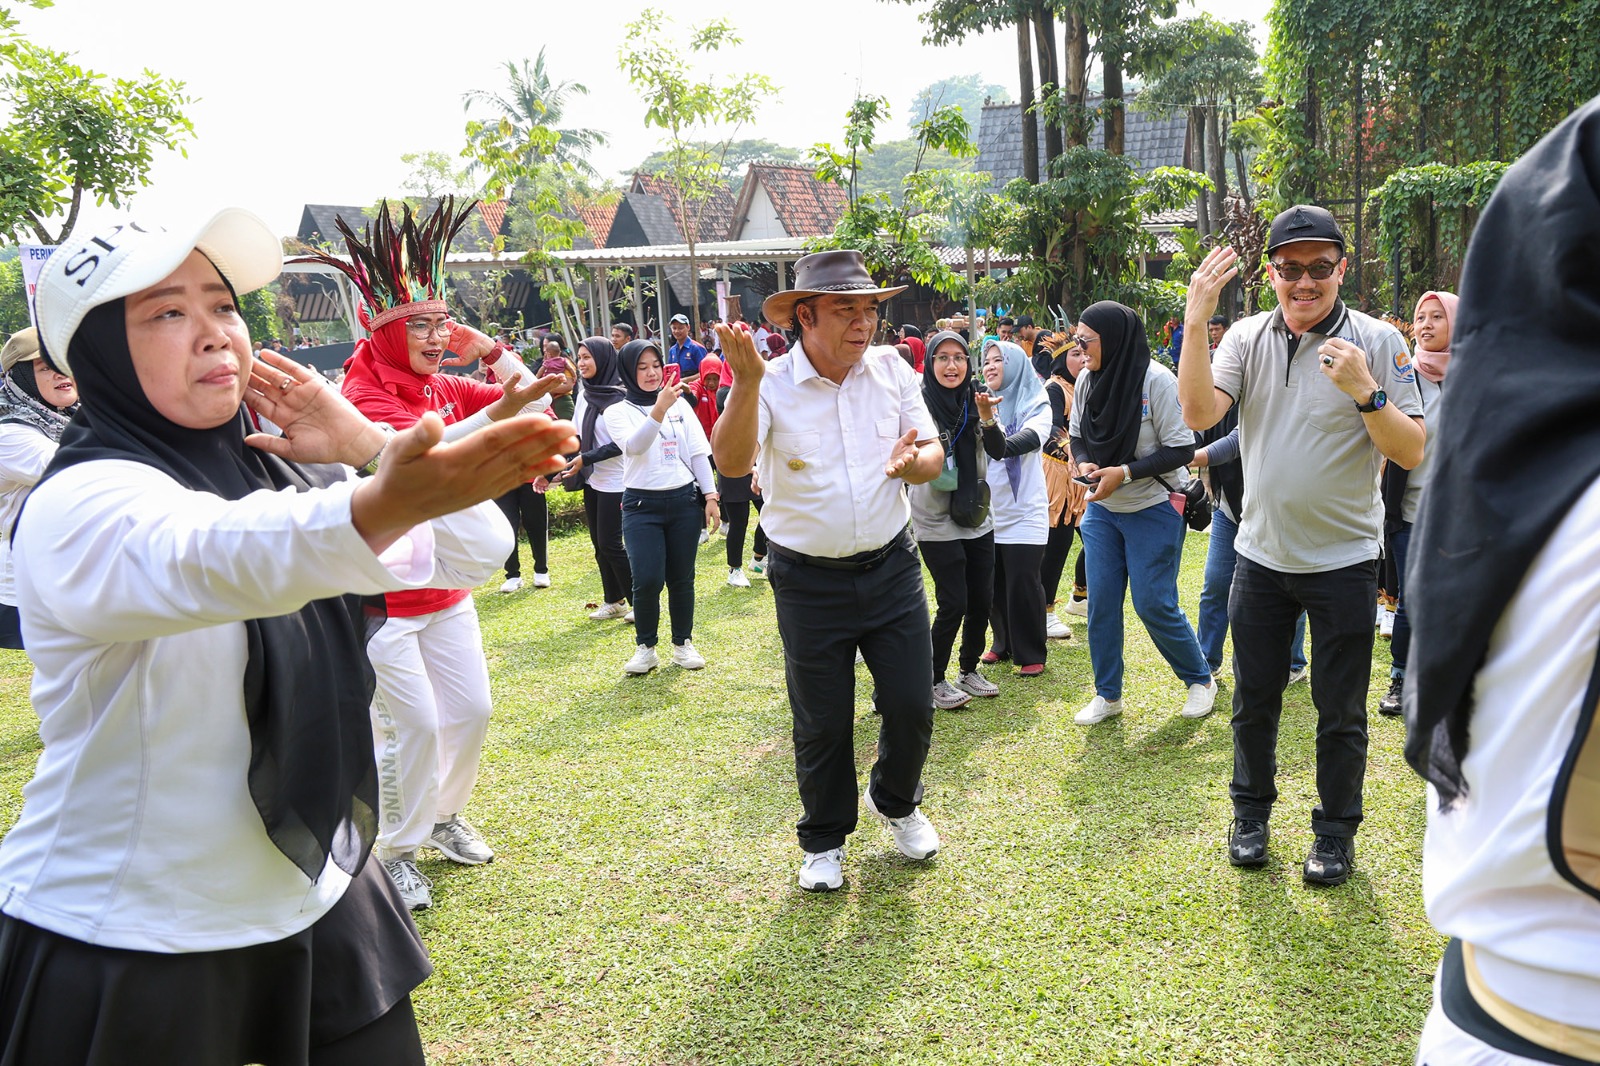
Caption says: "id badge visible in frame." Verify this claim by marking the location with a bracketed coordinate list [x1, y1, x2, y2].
[660, 438, 680, 465]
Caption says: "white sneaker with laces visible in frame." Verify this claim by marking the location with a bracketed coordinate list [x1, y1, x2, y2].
[954, 671, 999, 698]
[1379, 608, 1396, 639]
[589, 601, 628, 621]
[624, 607, 635, 623]
[383, 856, 433, 911]
[1064, 598, 1089, 618]
[532, 572, 551, 588]
[863, 788, 940, 860]
[932, 680, 972, 710]
[1045, 611, 1071, 639]
[727, 567, 750, 588]
[671, 641, 706, 669]
[427, 815, 494, 865]
[748, 558, 767, 579]
[1287, 665, 1309, 685]
[1075, 695, 1124, 725]
[624, 644, 659, 674]
[1181, 680, 1218, 719]
[499, 576, 523, 593]
[798, 847, 845, 891]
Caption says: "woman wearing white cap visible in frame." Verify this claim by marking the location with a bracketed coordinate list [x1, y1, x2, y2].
[0, 209, 575, 1063]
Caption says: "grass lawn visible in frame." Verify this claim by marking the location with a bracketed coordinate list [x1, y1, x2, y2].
[0, 522, 1442, 1065]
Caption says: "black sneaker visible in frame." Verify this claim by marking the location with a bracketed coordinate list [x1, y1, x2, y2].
[1303, 834, 1354, 886]
[1228, 818, 1269, 867]
[1378, 676, 1404, 717]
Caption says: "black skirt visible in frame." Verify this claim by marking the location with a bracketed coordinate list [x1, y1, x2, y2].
[0, 856, 430, 1066]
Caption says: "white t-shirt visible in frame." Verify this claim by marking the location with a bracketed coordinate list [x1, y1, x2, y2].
[604, 399, 714, 494]
[988, 403, 1053, 546]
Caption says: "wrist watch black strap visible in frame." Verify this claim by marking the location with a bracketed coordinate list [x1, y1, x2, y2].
[1355, 388, 1387, 413]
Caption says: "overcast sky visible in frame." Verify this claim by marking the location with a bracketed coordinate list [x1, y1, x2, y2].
[9, 0, 1271, 241]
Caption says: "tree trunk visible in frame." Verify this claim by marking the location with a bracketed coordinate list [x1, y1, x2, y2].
[1191, 107, 1210, 239]
[1302, 64, 1320, 201]
[1017, 15, 1039, 184]
[1033, 5, 1062, 169]
[1062, 6, 1090, 149]
[1231, 102, 1249, 207]
[1205, 100, 1226, 230]
[1103, 40, 1125, 155]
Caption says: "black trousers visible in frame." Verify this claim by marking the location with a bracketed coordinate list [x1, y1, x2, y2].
[1040, 522, 1080, 605]
[582, 487, 632, 605]
[724, 497, 768, 568]
[920, 533, 995, 679]
[767, 535, 934, 853]
[495, 483, 548, 577]
[989, 542, 1048, 667]
[1228, 556, 1376, 837]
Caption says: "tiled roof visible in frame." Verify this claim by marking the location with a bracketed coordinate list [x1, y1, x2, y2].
[616, 191, 695, 302]
[629, 173, 737, 242]
[974, 95, 1191, 189]
[477, 200, 508, 239]
[575, 201, 618, 247]
[733, 164, 847, 238]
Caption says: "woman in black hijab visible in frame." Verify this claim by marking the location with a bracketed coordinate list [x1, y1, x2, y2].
[558, 336, 633, 619]
[907, 330, 997, 710]
[0, 210, 575, 1064]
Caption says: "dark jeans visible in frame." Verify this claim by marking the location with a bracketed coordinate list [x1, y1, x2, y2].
[767, 535, 933, 853]
[989, 542, 1048, 667]
[583, 487, 632, 606]
[1229, 555, 1376, 838]
[495, 483, 547, 577]
[724, 497, 768, 568]
[1040, 521, 1080, 605]
[920, 533, 995, 679]
[0, 604, 21, 651]
[1197, 509, 1307, 674]
[1389, 522, 1413, 677]
[622, 485, 700, 647]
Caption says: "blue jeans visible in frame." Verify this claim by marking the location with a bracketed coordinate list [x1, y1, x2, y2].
[1079, 501, 1212, 701]
[622, 485, 701, 647]
[1197, 509, 1307, 674]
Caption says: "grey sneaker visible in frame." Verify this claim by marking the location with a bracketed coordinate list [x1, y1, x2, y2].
[1287, 664, 1310, 686]
[383, 856, 433, 911]
[427, 815, 494, 865]
[932, 680, 972, 710]
[954, 671, 999, 698]
[588, 600, 628, 621]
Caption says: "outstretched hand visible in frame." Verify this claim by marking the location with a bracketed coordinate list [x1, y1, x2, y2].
[884, 429, 921, 480]
[486, 371, 564, 421]
[245, 348, 384, 467]
[1187, 246, 1239, 323]
[715, 322, 765, 391]
[975, 391, 999, 423]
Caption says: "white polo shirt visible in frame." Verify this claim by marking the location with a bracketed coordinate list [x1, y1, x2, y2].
[756, 342, 936, 558]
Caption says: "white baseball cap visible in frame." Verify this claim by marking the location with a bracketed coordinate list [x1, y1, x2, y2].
[34, 207, 283, 375]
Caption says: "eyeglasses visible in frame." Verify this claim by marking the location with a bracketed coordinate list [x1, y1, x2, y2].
[405, 317, 455, 339]
[1270, 260, 1339, 281]
[1070, 334, 1093, 349]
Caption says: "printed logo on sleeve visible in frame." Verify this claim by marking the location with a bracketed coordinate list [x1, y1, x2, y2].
[1393, 346, 1416, 383]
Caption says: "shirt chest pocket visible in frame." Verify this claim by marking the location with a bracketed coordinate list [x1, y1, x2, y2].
[875, 416, 902, 465]
[1298, 360, 1357, 434]
[772, 430, 824, 485]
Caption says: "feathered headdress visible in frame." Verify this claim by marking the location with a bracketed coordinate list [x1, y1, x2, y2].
[292, 197, 478, 333]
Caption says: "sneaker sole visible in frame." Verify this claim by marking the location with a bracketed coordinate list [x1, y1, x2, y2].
[799, 878, 843, 892]
[1229, 851, 1269, 868]
[933, 699, 972, 710]
[1303, 866, 1350, 886]
[423, 839, 494, 866]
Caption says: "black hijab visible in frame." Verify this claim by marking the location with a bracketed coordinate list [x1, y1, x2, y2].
[922, 330, 986, 525]
[1078, 300, 1151, 469]
[900, 323, 923, 341]
[576, 336, 626, 448]
[1405, 94, 1600, 808]
[31, 295, 382, 883]
[618, 338, 663, 406]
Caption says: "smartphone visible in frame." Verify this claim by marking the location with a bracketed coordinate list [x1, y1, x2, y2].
[662, 363, 682, 387]
[1072, 474, 1098, 486]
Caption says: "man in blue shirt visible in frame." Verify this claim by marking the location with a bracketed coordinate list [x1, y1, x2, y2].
[666, 313, 706, 381]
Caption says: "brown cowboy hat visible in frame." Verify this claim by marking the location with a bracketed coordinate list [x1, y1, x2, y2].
[761, 250, 908, 329]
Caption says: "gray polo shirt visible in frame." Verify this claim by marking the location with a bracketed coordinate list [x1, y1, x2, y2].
[1211, 303, 1424, 573]
[1402, 375, 1443, 525]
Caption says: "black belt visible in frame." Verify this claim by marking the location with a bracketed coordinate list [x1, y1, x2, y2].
[767, 527, 911, 573]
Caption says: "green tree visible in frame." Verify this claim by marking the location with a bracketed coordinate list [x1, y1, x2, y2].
[908, 74, 1011, 135]
[462, 50, 607, 177]
[399, 150, 476, 200]
[0, 254, 28, 336]
[0, 43, 194, 244]
[618, 8, 776, 331]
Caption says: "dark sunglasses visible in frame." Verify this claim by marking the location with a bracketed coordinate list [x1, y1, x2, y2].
[1270, 259, 1339, 281]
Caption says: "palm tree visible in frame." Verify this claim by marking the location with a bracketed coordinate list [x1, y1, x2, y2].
[463, 49, 608, 175]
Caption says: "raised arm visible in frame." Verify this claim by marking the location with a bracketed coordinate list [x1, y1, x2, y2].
[1178, 247, 1241, 431]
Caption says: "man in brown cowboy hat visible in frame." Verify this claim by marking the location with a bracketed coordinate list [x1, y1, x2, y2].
[713, 249, 947, 892]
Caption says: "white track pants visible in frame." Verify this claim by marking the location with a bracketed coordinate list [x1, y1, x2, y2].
[368, 597, 493, 858]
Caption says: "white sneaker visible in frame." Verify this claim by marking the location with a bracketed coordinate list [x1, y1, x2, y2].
[624, 607, 635, 623]
[1064, 598, 1088, 618]
[798, 847, 845, 892]
[1181, 680, 1218, 719]
[932, 680, 972, 710]
[1075, 695, 1123, 725]
[954, 671, 999, 698]
[426, 815, 494, 865]
[499, 576, 523, 593]
[864, 788, 940, 860]
[727, 567, 750, 588]
[1379, 608, 1396, 639]
[748, 558, 768, 579]
[671, 641, 706, 669]
[588, 601, 628, 621]
[1287, 665, 1309, 686]
[855, 649, 864, 665]
[383, 856, 433, 911]
[698, 529, 711, 545]
[532, 572, 551, 589]
[1045, 611, 1072, 639]
[1376, 602, 1387, 626]
[624, 644, 659, 674]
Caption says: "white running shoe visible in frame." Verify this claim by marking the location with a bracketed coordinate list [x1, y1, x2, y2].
[1287, 665, 1309, 686]
[1376, 602, 1387, 626]
[1045, 611, 1071, 639]
[499, 576, 523, 593]
[727, 567, 750, 588]
[798, 847, 845, 891]
[863, 788, 940, 860]
[383, 856, 433, 911]
[1064, 598, 1088, 618]
[698, 529, 711, 545]
[532, 572, 551, 588]
[954, 671, 1000, 698]
[1075, 695, 1124, 725]
[748, 558, 768, 579]
[671, 642, 706, 669]
[932, 680, 972, 710]
[1181, 680, 1218, 719]
[589, 601, 628, 621]
[624, 607, 635, 623]
[1379, 608, 1396, 639]
[426, 815, 494, 865]
[624, 644, 659, 674]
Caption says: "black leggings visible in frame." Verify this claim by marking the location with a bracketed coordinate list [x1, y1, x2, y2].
[583, 487, 632, 605]
[724, 497, 768, 568]
[495, 483, 548, 577]
[1039, 522, 1083, 605]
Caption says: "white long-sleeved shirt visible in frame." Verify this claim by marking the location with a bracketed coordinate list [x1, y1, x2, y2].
[0, 423, 58, 606]
[604, 399, 715, 495]
[0, 458, 511, 952]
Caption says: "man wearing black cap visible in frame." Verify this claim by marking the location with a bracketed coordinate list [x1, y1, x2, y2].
[711, 249, 946, 893]
[1176, 205, 1425, 886]
[666, 313, 706, 382]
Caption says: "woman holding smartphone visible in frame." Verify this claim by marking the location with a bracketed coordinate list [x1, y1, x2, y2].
[557, 337, 633, 621]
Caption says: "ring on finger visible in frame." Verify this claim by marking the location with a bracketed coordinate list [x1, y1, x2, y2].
[279, 378, 295, 391]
